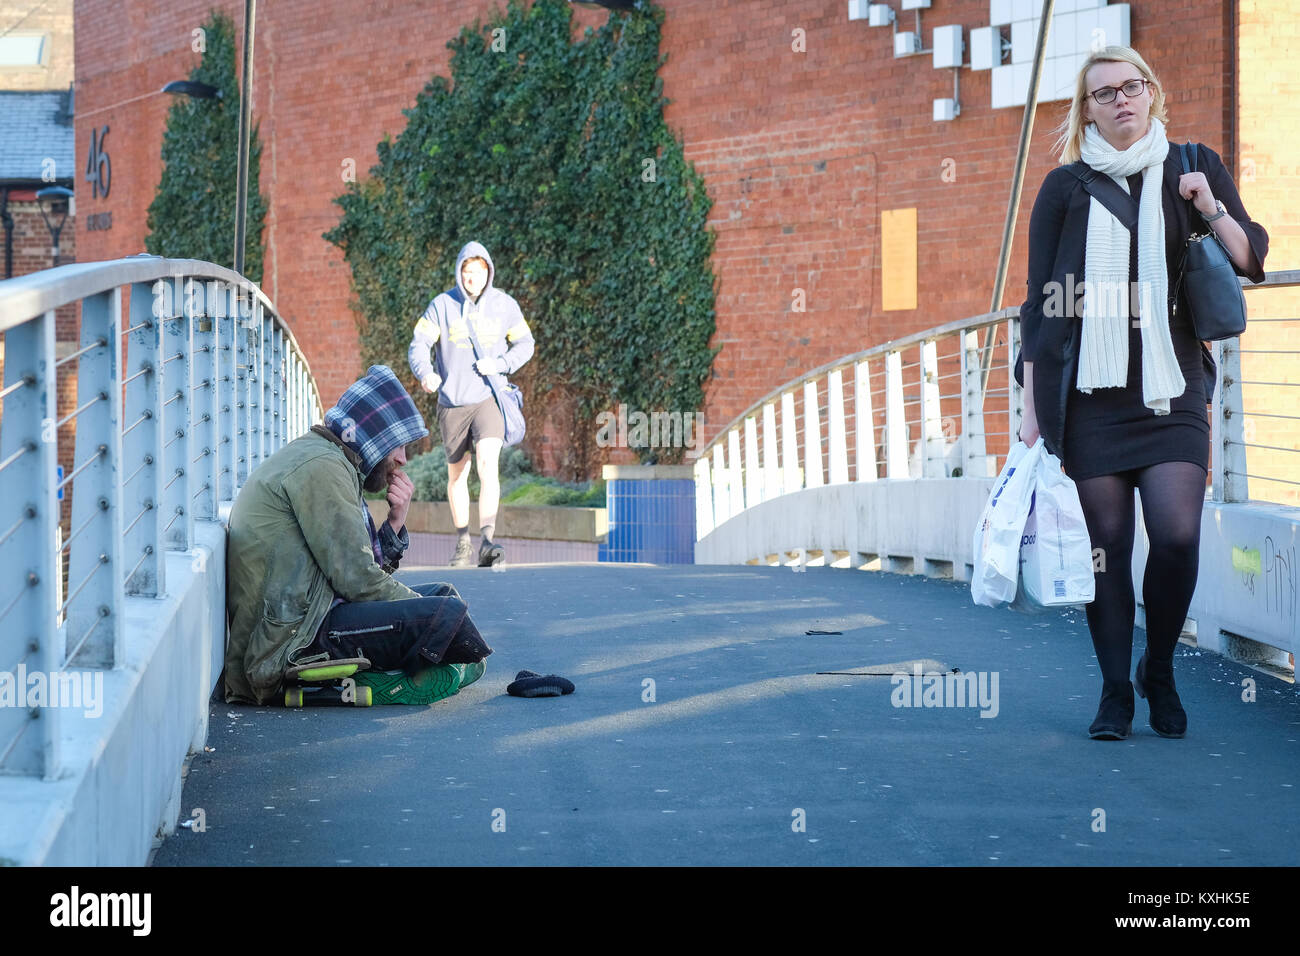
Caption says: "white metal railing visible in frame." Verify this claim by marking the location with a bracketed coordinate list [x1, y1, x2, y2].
[0, 256, 322, 779]
[696, 270, 1300, 538]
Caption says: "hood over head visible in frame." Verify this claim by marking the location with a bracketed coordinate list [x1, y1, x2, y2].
[455, 241, 496, 299]
[322, 365, 428, 478]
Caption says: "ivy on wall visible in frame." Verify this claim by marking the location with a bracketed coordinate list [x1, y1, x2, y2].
[145, 11, 268, 283]
[324, 0, 717, 477]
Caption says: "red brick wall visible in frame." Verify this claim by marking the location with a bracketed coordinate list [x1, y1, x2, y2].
[72, 0, 1240, 476]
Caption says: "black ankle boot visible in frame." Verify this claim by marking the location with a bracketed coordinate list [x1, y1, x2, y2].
[1088, 680, 1134, 740]
[1135, 653, 1187, 738]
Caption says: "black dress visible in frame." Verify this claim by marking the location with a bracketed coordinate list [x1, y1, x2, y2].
[1017, 142, 1270, 480]
[1063, 171, 1211, 480]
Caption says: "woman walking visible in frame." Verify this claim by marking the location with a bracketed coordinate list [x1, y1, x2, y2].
[1016, 46, 1268, 740]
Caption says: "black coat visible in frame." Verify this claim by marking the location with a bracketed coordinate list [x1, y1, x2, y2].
[1014, 142, 1269, 461]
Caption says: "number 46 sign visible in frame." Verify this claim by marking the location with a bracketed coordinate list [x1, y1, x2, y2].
[85, 125, 111, 199]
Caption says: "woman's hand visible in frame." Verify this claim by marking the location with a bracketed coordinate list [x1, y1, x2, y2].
[1018, 360, 1040, 446]
[1177, 171, 1219, 218]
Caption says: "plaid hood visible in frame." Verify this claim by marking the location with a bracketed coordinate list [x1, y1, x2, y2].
[322, 365, 428, 477]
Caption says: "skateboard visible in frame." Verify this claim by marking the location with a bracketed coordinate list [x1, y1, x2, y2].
[283, 657, 374, 707]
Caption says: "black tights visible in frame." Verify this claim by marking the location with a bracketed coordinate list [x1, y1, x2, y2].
[1074, 461, 1206, 684]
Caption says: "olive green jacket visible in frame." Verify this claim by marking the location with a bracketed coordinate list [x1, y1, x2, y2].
[223, 430, 419, 704]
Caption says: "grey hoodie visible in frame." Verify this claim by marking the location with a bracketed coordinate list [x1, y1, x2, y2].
[408, 241, 535, 408]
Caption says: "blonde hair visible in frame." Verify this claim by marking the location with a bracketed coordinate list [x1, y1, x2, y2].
[1052, 46, 1169, 164]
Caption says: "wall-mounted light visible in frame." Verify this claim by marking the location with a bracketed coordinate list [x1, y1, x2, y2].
[161, 80, 222, 99]
[569, 0, 639, 9]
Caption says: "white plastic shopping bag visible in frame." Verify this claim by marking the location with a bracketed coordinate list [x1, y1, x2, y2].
[971, 439, 1043, 606]
[1015, 450, 1095, 609]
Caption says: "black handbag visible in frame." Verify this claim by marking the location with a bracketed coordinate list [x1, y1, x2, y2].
[1172, 142, 1247, 341]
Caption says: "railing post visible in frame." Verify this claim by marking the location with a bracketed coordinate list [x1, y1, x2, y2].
[744, 416, 761, 507]
[122, 283, 164, 596]
[694, 456, 714, 538]
[0, 310, 60, 777]
[781, 391, 800, 493]
[827, 369, 849, 484]
[803, 380, 823, 488]
[1008, 317, 1022, 445]
[855, 359, 877, 482]
[236, 285, 254, 488]
[190, 281, 218, 521]
[66, 288, 125, 668]
[157, 282, 195, 552]
[762, 402, 780, 498]
[920, 340, 945, 477]
[727, 428, 745, 515]
[885, 350, 907, 478]
[216, 296, 236, 505]
[1218, 337, 1249, 502]
[961, 328, 992, 478]
[711, 444, 730, 526]
[273, 324, 285, 450]
[261, 302, 273, 466]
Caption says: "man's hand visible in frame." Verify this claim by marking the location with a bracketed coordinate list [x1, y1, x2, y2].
[386, 468, 415, 535]
[421, 373, 442, 394]
[474, 357, 505, 376]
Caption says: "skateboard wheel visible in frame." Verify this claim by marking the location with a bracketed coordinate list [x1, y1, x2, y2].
[354, 686, 373, 707]
[284, 688, 304, 708]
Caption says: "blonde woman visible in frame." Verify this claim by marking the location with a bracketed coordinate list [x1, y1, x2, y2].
[1015, 47, 1268, 740]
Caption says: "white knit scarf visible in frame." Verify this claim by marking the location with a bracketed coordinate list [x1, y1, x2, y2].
[1076, 118, 1184, 414]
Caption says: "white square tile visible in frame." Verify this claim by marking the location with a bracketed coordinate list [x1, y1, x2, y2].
[894, 30, 920, 55]
[1035, 58, 1059, 103]
[1072, 8, 1100, 52]
[1050, 11, 1075, 57]
[1014, 61, 1032, 104]
[1011, 18, 1037, 63]
[933, 24, 963, 68]
[1097, 4, 1131, 49]
[848, 0, 870, 21]
[991, 64, 1016, 109]
[1012, 0, 1034, 22]
[1054, 54, 1082, 100]
[970, 25, 1000, 70]
[901, 0, 931, 9]
[990, 0, 1014, 26]
[1074, 0, 1103, 8]
[1056, 0, 1077, 12]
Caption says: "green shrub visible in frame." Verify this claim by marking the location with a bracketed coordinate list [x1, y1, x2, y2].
[404, 444, 533, 502]
[502, 476, 606, 507]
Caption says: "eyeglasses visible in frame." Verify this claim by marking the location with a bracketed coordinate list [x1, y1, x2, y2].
[1088, 78, 1150, 105]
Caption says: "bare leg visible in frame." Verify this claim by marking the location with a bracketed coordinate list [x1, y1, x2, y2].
[447, 453, 472, 530]
[476, 437, 502, 539]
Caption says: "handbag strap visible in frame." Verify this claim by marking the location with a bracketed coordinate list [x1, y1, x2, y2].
[459, 298, 509, 396]
[1065, 161, 1138, 234]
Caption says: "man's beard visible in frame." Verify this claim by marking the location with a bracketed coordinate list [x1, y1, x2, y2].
[363, 463, 392, 494]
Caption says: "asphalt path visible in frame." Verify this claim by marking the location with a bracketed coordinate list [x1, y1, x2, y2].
[152, 562, 1300, 866]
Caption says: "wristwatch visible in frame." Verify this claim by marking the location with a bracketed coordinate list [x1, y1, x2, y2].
[1201, 200, 1228, 223]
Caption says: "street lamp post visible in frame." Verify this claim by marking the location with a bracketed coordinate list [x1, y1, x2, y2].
[35, 185, 74, 266]
[233, 0, 257, 277]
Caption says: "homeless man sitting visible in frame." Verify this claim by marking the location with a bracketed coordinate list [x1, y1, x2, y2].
[223, 364, 492, 706]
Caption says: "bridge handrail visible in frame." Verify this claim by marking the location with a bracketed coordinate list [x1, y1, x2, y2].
[0, 256, 323, 779]
[694, 270, 1300, 538]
